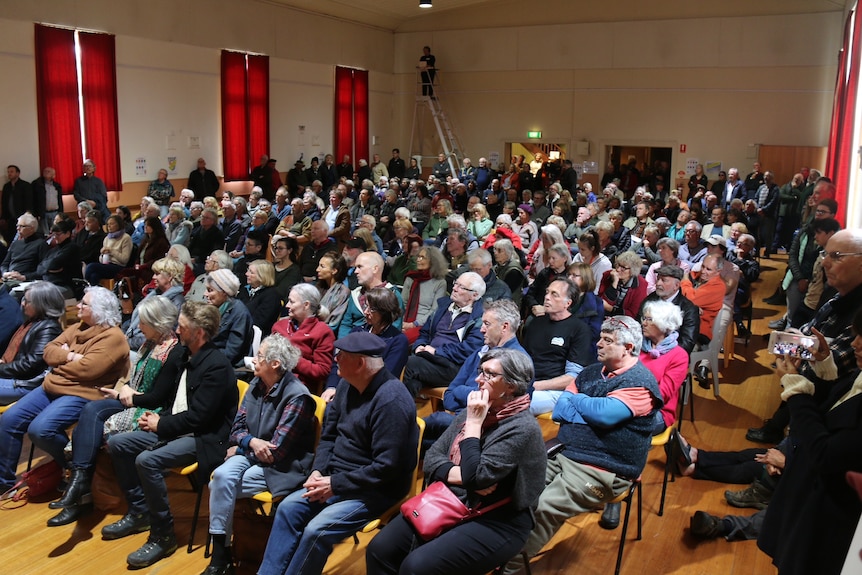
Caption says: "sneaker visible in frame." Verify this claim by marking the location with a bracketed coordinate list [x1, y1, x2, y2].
[690, 511, 725, 539]
[725, 481, 772, 510]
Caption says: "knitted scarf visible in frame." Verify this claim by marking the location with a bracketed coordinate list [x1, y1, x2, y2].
[642, 331, 679, 359]
[404, 269, 431, 323]
[448, 394, 531, 465]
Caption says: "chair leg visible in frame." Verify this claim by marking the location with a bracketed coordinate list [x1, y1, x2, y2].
[614, 487, 634, 575]
[659, 442, 671, 516]
[635, 482, 642, 541]
[26, 443, 35, 471]
[711, 359, 721, 397]
[187, 477, 204, 554]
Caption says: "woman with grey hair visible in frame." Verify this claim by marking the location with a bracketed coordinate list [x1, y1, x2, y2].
[46, 295, 183, 526]
[639, 300, 688, 431]
[166, 205, 193, 247]
[524, 242, 571, 318]
[203, 333, 317, 574]
[272, 283, 335, 395]
[125, 257, 185, 351]
[401, 246, 448, 338]
[598, 250, 647, 318]
[0, 286, 130, 500]
[366, 347, 547, 574]
[492, 238, 526, 306]
[0, 281, 66, 404]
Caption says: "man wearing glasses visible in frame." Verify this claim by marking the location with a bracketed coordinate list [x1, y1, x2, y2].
[402, 272, 485, 397]
[748, 228, 862, 444]
[1, 214, 46, 283]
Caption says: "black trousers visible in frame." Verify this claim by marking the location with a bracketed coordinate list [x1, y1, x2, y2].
[402, 352, 459, 397]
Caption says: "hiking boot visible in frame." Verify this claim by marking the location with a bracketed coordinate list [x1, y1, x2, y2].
[690, 511, 725, 539]
[725, 480, 772, 510]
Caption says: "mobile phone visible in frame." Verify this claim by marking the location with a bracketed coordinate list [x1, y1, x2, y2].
[768, 330, 818, 360]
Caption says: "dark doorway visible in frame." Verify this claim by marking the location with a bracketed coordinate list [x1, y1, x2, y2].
[604, 145, 672, 198]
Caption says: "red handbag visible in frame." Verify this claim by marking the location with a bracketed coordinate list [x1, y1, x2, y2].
[1, 459, 63, 508]
[400, 481, 511, 541]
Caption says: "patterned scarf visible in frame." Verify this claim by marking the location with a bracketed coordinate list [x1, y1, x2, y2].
[448, 393, 532, 465]
[127, 334, 178, 421]
[642, 331, 679, 359]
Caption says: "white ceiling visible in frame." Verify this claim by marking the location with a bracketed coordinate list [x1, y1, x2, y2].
[260, 0, 846, 32]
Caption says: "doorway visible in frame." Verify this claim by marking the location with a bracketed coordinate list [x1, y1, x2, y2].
[604, 145, 673, 197]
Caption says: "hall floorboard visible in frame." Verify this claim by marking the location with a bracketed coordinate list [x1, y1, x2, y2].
[0, 255, 792, 575]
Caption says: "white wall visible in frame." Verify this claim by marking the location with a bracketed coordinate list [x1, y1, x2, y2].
[394, 12, 842, 181]
[0, 0, 395, 186]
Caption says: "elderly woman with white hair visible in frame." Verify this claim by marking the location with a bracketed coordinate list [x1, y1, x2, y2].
[0, 286, 130, 495]
[202, 333, 317, 574]
[187, 249, 232, 303]
[271, 283, 335, 395]
[204, 269, 254, 367]
[639, 299, 689, 432]
[598, 250, 648, 319]
[527, 223, 566, 278]
[166, 205, 193, 247]
[46, 295, 183, 527]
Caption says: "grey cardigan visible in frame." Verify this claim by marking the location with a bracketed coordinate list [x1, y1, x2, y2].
[401, 276, 447, 327]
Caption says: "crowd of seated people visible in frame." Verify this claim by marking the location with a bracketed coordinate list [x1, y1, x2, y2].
[0, 154, 857, 575]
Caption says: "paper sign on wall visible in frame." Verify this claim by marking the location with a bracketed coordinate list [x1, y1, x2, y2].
[705, 161, 722, 178]
[135, 157, 147, 177]
[167, 156, 178, 175]
[685, 158, 699, 175]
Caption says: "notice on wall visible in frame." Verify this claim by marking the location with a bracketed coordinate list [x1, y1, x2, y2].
[705, 161, 722, 178]
[135, 157, 147, 177]
[685, 158, 699, 175]
[167, 156, 178, 175]
[489, 151, 500, 167]
[582, 161, 598, 174]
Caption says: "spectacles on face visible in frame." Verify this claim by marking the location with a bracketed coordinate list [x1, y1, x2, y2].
[476, 367, 503, 380]
[815, 209, 833, 216]
[641, 315, 654, 324]
[416, 254, 428, 260]
[615, 264, 630, 271]
[824, 251, 862, 262]
[452, 283, 476, 293]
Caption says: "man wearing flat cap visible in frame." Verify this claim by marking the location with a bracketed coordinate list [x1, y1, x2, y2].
[258, 331, 418, 575]
[637, 265, 700, 355]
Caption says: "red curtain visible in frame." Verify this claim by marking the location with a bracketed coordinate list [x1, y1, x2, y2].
[353, 70, 369, 168]
[78, 31, 122, 191]
[334, 66, 369, 168]
[222, 51, 249, 182]
[247, 55, 270, 168]
[222, 51, 270, 182]
[34, 25, 83, 194]
[825, 8, 861, 225]
[334, 67, 354, 166]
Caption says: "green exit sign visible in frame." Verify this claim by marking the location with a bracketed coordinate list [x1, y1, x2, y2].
[527, 131, 542, 139]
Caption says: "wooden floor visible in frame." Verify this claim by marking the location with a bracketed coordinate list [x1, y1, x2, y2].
[0, 256, 792, 575]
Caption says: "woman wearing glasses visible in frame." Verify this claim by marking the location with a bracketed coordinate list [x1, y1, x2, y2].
[598, 251, 647, 319]
[401, 247, 448, 342]
[366, 348, 546, 575]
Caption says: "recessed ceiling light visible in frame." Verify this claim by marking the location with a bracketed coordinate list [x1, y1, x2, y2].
[420, 0, 432, 7]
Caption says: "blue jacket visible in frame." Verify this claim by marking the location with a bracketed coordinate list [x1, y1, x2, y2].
[414, 296, 484, 366]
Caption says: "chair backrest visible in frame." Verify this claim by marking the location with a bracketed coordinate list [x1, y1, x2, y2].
[237, 379, 250, 403]
[311, 394, 327, 448]
[250, 325, 263, 357]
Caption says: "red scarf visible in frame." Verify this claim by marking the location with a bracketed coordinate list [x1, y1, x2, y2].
[1, 323, 32, 364]
[404, 269, 431, 322]
[448, 394, 532, 465]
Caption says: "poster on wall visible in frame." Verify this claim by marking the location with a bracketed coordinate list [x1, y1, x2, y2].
[705, 161, 722, 179]
[582, 161, 598, 174]
[489, 152, 500, 167]
[135, 157, 147, 177]
[167, 156, 178, 175]
[685, 158, 699, 175]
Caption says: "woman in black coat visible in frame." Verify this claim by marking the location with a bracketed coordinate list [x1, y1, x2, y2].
[237, 259, 283, 335]
[0, 281, 65, 404]
[758, 310, 862, 575]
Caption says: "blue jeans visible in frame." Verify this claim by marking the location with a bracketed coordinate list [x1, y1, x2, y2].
[0, 377, 32, 405]
[0, 386, 89, 489]
[70, 398, 123, 470]
[257, 488, 388, 575]
[208, 455, 268, 538]
[107, 430, 197, 532]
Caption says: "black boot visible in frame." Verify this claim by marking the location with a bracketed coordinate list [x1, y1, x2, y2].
[47, 501, 93, 527]
[48, 468, 92, 510]
[598, 502, 621, 530]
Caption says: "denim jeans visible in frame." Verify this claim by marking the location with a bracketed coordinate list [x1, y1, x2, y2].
[0, 378, 31, 406]
[107, 430, 197, 532]
[529, 390, 563, 416]
[208, 455, 268, 538]
[0, 387, 89, 489]
[257, 488, 387, 575]
[70, 398, 123, 470]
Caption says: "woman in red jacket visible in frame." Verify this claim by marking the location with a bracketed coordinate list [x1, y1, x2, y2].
[271, 283, 334, 394]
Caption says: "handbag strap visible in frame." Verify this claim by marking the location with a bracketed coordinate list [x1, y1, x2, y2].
[467, 496, 512, 519]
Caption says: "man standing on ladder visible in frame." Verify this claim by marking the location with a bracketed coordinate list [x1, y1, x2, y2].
[420, 46, 436, 98]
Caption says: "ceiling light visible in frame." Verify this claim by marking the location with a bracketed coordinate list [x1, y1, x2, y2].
[420, 0, 432, 7]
